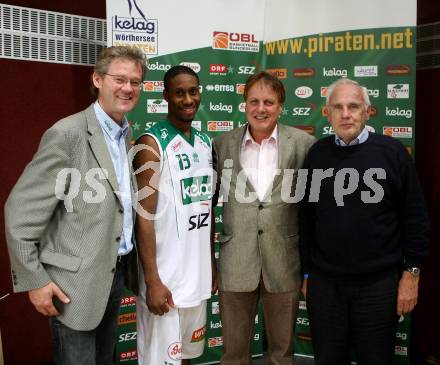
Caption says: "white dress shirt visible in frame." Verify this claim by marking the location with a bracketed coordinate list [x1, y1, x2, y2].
[240, 125, 279, 201]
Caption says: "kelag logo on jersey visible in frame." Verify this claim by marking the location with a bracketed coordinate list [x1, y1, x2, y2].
[180, 176, 212, 205]
[112, 0, 158, 55]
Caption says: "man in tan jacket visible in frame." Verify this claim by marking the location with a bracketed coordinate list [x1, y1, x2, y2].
[213, 71, 315, 365]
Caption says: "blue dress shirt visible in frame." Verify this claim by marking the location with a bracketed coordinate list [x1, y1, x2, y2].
[94, 102, 133, 255]
[335, 127, 369, 146]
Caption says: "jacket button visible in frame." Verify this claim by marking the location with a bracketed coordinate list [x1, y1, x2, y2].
[258, 205, 263, 210]
[111, 268, 116, 273]
[258, 229, 263, 235]
[116, 236, 121, 242]
[118, 208, 123, 214]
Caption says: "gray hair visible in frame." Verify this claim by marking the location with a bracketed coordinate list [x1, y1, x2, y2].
[326, 78, 370, 108]
[92, 46, 148, 96]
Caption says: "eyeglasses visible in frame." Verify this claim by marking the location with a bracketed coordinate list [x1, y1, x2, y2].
[329, 103, 365, 114]
[103, 73, 142, 89]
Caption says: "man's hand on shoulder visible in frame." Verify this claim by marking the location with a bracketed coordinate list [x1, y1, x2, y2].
[397, 271, 419, 316]
[28, 282, 70, 316]
[146, 280, 175, 316]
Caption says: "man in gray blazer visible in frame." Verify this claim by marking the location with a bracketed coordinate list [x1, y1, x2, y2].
[213, 71, 315, 365]
[4, 46, 146, 365]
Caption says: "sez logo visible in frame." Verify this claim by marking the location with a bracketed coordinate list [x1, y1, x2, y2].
[119, 331, 136, 342]
[212, 31, 259, 52]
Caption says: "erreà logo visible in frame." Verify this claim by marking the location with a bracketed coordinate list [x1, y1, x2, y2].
[180, 176, 212, 205]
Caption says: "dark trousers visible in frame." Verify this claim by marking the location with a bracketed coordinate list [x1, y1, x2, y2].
[219, 280, 299, 365]
[307, 270, 399, 365]
[49, 263, 125, 365]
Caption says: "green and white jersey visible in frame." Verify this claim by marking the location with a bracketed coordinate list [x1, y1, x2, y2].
[139, 120, 213, 307]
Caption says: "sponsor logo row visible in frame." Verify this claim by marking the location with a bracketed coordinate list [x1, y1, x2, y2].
[321, 126, 413, 138]
[147, 61, 257, 76]
[207, 333, 260, 348]
[117, 335, 407, 360]
[319, 84, 409, 99]
[144, 82, 410, 101]
[268, 65, 411, 78]
[145, 99, 412, 123]
[146, 100, 248, 114]
[146, 61, 411, 79]
[142, 120, 413, 138]
[143, 80, 245, 94]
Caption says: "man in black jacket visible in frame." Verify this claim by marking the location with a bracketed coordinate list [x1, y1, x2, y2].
[300, 78, 430, 365]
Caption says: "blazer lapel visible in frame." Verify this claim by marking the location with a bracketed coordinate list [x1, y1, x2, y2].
[85, 106, 122, 203]
[272, 124, 292, 190]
